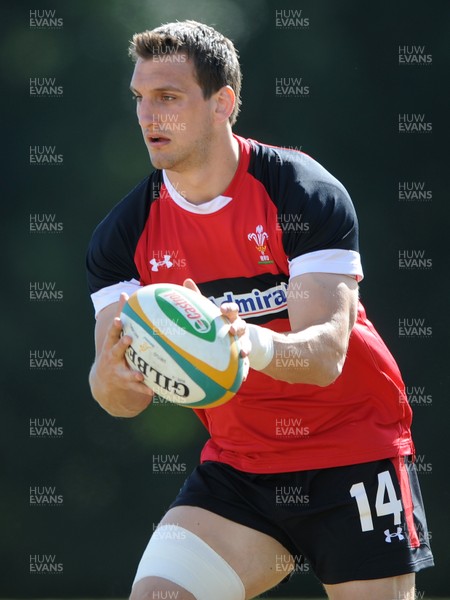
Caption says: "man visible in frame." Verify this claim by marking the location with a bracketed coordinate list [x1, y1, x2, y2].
[87, 20, 433, 600]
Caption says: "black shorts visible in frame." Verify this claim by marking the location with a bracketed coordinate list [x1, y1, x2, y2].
[169, 456, 434, 585]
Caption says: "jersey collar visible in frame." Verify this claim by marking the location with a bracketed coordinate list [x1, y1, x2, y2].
[161, 134, 251, 215]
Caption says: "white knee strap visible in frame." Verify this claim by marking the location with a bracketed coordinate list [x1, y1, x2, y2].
[132, 525, 245, 600]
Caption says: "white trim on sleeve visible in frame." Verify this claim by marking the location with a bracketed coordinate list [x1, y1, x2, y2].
[90, 279, 141, 317]
[289, 249, 364, 281]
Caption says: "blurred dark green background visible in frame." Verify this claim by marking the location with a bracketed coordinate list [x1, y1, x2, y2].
[1, 0, 448, 597]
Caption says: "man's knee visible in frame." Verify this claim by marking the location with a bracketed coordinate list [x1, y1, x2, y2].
[130, 525, 245, 600]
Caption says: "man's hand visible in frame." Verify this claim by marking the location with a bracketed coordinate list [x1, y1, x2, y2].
[89, 293, 154, 417]
[183, 279, 250, 381]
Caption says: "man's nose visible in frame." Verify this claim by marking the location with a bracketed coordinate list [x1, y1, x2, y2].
[137, 99, 159, 129]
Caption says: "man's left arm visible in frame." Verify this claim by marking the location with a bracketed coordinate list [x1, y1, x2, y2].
[250, 272, 359, 387]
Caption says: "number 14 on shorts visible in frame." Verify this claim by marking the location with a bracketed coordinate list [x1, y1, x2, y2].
[350, 470, 402, 532]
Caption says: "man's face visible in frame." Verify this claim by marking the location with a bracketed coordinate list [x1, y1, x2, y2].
[130, 55, 216, 172]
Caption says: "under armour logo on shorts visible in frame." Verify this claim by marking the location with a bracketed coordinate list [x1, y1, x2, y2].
[384, 526, 405, 543]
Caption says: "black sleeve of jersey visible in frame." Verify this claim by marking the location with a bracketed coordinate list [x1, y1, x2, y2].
[248, 143, 359, 260]
[86, 172, 162, 294]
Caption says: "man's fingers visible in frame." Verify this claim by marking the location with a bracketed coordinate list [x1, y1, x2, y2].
[121, 367, 142, 382]
[103, 296, 128, 351]
[220, 302, 240, 321]
[109, 333, 133, 360]
[220, 302, 250, 354]
[101, 317, 121, 349]
[115, 292, 129, 317]
[126, 382, 155, 397]
[238, 335, 251, 357]
[102, 316, 132, 359]
[183, 278, 201, 294]
[229, 320, 247, 338]
[106, 361, 154, 396]
[121, 369, 154, 393]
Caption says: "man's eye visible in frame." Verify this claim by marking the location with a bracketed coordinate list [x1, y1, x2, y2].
[162, 95, 176, 101]
[132, 95, 142, 102]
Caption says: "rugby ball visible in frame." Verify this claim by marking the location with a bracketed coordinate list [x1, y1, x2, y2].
[120, 283, 244, 408]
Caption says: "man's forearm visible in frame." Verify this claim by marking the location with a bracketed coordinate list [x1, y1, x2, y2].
[256, 323, 349, 387]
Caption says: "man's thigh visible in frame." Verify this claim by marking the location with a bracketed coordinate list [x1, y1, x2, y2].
[131, 505, 294, 600]
[324, 572, 415, 600]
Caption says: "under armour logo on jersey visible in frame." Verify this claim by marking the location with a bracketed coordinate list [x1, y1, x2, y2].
[149, 254, 173, 272]
[384, 527, 405, 543]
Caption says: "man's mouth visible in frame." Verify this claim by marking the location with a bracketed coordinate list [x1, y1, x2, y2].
[147, 134, 171, 147]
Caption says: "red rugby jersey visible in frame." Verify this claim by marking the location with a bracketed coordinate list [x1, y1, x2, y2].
[87, 135, 414, 473]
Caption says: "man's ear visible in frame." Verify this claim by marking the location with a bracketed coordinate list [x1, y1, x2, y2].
[213, 85, 236, 123]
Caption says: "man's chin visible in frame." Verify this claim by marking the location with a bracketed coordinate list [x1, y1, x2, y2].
[149, 154, 170, 170]
[148, 148, 179, 169]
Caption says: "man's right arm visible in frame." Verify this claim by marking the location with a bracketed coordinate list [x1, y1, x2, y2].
[89, 294, 154, 417]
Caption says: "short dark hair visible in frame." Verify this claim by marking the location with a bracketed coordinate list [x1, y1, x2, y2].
[129, 20, 242, 125]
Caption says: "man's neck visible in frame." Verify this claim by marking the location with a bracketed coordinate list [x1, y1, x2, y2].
[164, 130, 240, 205]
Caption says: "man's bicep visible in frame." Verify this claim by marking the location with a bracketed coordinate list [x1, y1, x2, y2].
[287, 273, 358, 334]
